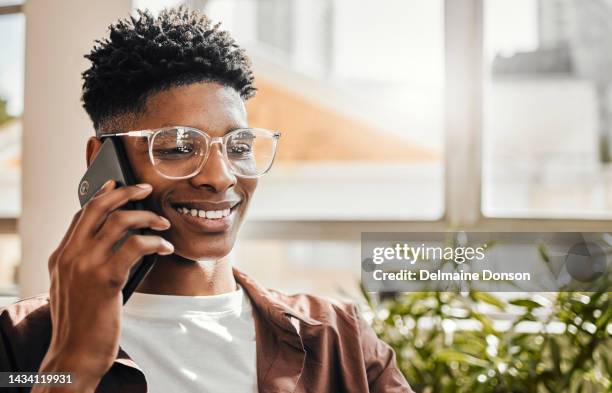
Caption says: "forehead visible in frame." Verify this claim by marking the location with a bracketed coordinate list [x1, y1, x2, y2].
[134, 81, 248, 136]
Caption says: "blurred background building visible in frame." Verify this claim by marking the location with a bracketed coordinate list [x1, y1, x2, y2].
[0, 0, 610, 302]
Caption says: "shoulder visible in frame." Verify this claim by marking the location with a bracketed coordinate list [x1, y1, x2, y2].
[0, 294, 52, 371]
[0, 293, 51, 326]
[267, 288, 363, 327]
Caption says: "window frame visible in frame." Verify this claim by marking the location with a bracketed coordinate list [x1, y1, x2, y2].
[0, 4, 21, 15]
[241, 0, 612, 241]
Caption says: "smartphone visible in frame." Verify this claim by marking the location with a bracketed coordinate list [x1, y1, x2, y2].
[77, 137, 158, 304]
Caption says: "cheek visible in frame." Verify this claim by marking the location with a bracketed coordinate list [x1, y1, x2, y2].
[233, 179, 257, 220]
[240, 178, 258, 199]
[123, 150, 172, 211]
[126, 148, 156, 181]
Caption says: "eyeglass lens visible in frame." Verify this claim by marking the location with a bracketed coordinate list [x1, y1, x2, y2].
[150, 127, 277, 178]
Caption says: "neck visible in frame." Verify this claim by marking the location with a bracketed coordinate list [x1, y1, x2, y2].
[135, 253, 237, 296]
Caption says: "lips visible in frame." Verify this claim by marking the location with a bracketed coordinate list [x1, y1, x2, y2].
[167, 200, 242, 233]
[169, 200, 241, 211]
[176, 205, 231, 219]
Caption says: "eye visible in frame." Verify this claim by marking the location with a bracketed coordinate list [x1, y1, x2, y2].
[227, 133, 254, 158]
[228, 142, 253, 156]
[153, 144, 195, 160]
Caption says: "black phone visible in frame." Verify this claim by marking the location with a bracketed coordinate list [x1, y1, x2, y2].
[77, 137, 158, 304]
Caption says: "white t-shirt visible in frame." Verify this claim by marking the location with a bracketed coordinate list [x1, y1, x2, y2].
[120, 285, 258, 393]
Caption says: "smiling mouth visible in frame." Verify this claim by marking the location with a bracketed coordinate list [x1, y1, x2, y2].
[171, 202, 241, 220]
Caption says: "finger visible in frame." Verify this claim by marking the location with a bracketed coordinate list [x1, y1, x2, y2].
[106, 235, 174, 281]
[71, 179, 115, 237]
[76, 183, 154, 239]
[48, 209, 84, 274]
[48, 180, 118, 271]
[94, 210, 171, 246]
[95, 179, 116, 197]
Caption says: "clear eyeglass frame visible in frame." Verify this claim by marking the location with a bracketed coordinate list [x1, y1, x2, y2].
[98, 126, 281, 180]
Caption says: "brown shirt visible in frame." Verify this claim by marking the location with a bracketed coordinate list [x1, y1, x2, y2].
[0, 267, 413, 392]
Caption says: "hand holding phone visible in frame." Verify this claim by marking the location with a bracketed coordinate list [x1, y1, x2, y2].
[36, 137, 174, 391]
[39, 180, 173, 391]
[77, 137, 164, 304]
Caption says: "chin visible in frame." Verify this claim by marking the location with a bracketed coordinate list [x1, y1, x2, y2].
[165, 225, 238, 256]
[173, 245, 233, 262]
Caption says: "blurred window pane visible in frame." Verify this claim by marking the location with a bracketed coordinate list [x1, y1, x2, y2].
[135, 0, 446, 220]
[0, 234, 19, 295]
[0, 11, 24, 218]
[233, 237, 360, 300]
[483, 0, 612, 218]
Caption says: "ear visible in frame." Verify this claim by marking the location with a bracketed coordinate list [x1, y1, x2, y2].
[86, 137, 103, 167]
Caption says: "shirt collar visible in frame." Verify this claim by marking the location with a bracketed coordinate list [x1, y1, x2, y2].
[112, 266, 321, 392]
[232, 266, 322, 327]
[114, 265, 322, 366]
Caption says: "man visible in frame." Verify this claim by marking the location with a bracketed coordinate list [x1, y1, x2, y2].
[0, 7, 412, 393]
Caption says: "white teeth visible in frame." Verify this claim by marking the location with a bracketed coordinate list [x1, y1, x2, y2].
[176, 205, 234, 219]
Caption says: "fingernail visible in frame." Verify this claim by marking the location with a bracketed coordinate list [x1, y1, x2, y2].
[151, 217, 171, 230]
[95, 180, 114, 195]
[160, 239, 174, 255]
[136, 183, 152, 190]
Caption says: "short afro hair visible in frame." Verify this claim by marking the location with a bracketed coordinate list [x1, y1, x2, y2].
[82, 6, 256, 131]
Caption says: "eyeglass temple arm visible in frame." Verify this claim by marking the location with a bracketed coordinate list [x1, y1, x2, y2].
[99, 131, 152, 138]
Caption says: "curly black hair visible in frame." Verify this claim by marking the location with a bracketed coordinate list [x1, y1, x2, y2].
[82, 6, 256, 131]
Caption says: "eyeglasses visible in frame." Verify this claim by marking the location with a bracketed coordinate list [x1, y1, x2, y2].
[99, 126, 281, 180]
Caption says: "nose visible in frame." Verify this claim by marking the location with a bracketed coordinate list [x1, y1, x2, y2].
[188, 141, 237, 193]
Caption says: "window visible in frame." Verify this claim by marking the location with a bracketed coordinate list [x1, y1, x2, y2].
[7, 1, 606, 298]
[0, 2, 24, 294]
[0, 7, 23, 218]
[483, 0, 612, 218]
[135, 0, 446, 221]
[127, 0, 610, 300]
[246, 0, 445, 221]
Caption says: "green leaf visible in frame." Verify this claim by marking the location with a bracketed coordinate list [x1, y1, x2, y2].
[509, 299, 544, 310]
[434, 349, 490, 368]
[471, 312, 496, 335]
[471, 292, 506, 310]
[538, 243, 551, 263]
[595, 305, 612, 330]
[549, 338, 562, 376]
